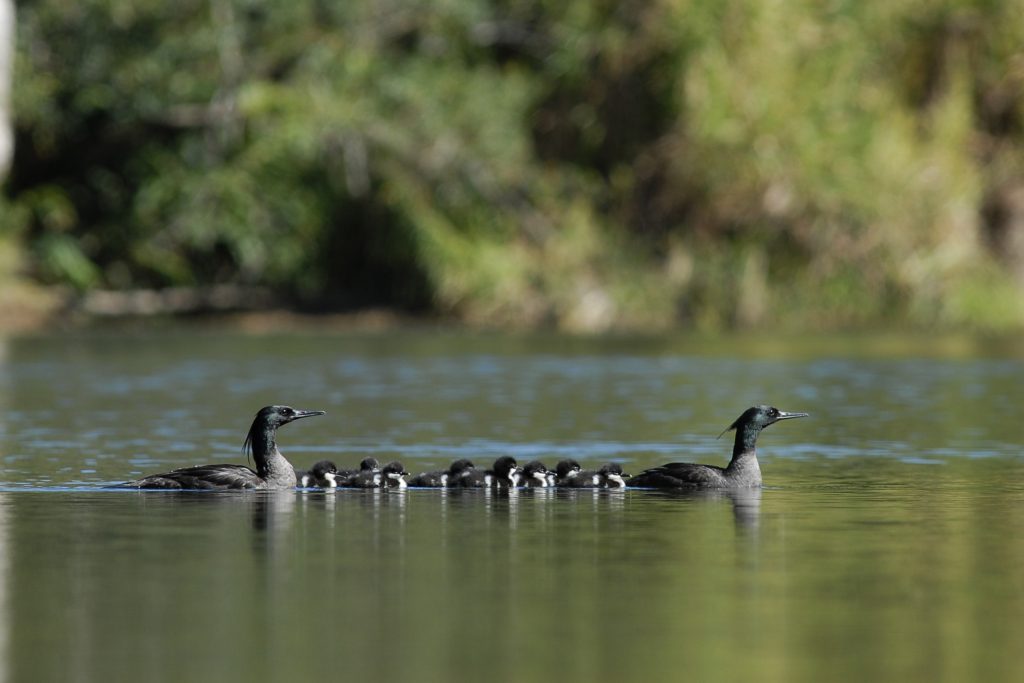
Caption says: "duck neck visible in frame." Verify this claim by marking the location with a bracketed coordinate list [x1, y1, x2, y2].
[251, 427, 297, 487]
[725, 425, 762, 483]
[731, 424, 762, 459]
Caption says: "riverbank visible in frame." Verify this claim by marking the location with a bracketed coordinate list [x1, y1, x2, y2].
[2, 290, 1021, 365]
[7, 2, 1024, 339]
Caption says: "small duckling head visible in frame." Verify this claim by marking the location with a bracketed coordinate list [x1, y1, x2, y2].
[382, 461, 409, 484]
[448, 459, 475, 475]
[311, 460, 339, 486]
[555, 459, 582, 480]
[522, 460, 552, 485]
[359, 457, 382, 472]
[492, 456, 519, 480]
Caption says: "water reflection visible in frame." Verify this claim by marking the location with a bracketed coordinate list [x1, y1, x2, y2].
[650, 487, 761, 531]
[3, 474, 1024, 682]
[729, 487, 762, 530]
[249, 491, 296, 548]
[2, 330, 1023, 682]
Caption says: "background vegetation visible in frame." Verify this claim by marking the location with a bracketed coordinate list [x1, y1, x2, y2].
[2, 0, 1023, 331]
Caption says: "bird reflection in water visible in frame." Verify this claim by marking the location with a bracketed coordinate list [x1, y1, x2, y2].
[728, 487, 761, 531]
[249, 491, 297, 542]
[251, 478, 758, 561]
[643, 487, 762, 532]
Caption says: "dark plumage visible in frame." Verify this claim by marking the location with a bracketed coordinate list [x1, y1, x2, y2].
[628, 405, 807, 489]
[551, 459, 582, 486]
[456, 456, 520, 488]
[598, 463, 629, 489]
[341, 460, 408, 489]
[120, 405, 325, 490]
[560, 468, 603, 488]
[560, 463, 630, 489]
[296, 460, 340, 488]
[336, 457, 381, 486]
[519, 460, 553, 488]
[380, 461, 410, 489]
[408, 459, 476, 487]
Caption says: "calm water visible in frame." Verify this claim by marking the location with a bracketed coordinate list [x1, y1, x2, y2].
[1, 330, 1023, 683]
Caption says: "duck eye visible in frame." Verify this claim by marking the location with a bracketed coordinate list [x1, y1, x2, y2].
[768, 408, 778, 417]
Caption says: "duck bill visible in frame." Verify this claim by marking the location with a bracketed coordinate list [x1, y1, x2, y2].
[776, 411, 809, 421]
[292, 409, 326, 421]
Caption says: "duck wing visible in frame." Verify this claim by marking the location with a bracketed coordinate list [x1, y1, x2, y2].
[122, 464, 261, 490]
[627, 462, 727, 488]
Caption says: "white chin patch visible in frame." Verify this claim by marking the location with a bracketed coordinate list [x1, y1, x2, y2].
[591, 475, 600, 486]
[372, 474, 382, 486]
[567, 470, 579, 478]
[325, 473, 338, 488]
[484, 474, 493, 487]
[301, 475, 311, 487]
[608, 474, 625, 488]
[440, 474, 448, 486]
[396, 477, 407, 489]
[533, 472, 548, 486]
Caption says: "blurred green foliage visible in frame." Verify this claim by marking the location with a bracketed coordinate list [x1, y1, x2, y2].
[2, 0, 1023, 329]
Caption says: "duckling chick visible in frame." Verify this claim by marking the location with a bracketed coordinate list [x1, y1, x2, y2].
[380, 461, 410, 489]
[408, 459, 476, 487]
[598, 463, 629, 489]
[550, 459, 582, 487]
[456, 456, 519, 489]
[296, 460, 340, 488]
[335, 457, 381, 487]
[520, 460, 553, 487]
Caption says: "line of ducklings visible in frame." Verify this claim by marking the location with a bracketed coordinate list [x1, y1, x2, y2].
[296, 456, 629, 490]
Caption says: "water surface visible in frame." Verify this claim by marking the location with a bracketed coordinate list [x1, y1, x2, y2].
[0, 330, 1022, 682]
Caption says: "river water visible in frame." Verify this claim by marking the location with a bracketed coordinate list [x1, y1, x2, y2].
[0, 329, 1021, 682]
